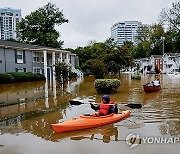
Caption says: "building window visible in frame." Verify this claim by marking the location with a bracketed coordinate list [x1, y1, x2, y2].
[16, 68, 26, 72]
[16, 18, 19, 23]
[33, 67, 41, 74]
[16, 50, 24, 63]
[33, 52, 41, 62]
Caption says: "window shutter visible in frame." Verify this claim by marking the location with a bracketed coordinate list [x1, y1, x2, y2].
[23, 50, 26, 64]
[15, 49, 17, 63]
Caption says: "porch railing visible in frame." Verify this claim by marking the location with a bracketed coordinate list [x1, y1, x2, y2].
[68, 63, 84, 78]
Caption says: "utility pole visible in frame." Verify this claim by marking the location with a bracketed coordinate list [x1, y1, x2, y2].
[162, 36, 165, 55]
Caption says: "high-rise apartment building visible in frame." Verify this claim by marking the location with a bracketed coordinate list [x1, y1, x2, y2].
[111, 21, 144, 46]
[0, 7, 21, 40]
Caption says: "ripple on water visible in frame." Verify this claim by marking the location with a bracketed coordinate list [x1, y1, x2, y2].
[140, 101, 180, 124]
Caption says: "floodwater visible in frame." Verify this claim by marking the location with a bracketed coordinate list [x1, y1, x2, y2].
[0, 74, 180, 154]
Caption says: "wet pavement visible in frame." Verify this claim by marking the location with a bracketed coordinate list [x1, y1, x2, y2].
[0, 73, 180, 154]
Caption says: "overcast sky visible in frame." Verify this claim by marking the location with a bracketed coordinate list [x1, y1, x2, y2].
[0, 0, 177, 49]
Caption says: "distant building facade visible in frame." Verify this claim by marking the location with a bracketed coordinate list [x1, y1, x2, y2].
[134, 53, 180, 74]
[0, 7, 21, 40]
[111, 21, 145, 46]
[162, 53, 180, 73]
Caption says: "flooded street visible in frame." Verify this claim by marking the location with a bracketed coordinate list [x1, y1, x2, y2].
[0, 74, 180, 154]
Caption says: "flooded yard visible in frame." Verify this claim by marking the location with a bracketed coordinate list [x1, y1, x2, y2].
[0, 74, 180, 154]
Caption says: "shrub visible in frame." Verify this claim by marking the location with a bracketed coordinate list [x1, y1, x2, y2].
[0, 73, 14, 84]
[8, 72, 45, 82]
[8, 72, 31, 82]
[0, 72, 45, 84]
[131, 74, 141, 79]
[94, 79, 120, 94]
[34, 73, 46, 81]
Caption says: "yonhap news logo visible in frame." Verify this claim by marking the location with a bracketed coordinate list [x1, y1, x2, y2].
[125, 132, 180, 149]
[126, 132, 141, 148]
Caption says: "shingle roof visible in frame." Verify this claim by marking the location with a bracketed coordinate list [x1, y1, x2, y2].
[0, 39, 70, 53]
[166, 52, 180, 57]
[151, 55, 163, 58]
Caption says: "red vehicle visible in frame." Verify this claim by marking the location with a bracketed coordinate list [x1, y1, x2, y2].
[143, 83, 161, 93]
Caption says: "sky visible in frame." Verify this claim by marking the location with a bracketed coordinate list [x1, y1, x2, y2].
[0, 0, 178, 49]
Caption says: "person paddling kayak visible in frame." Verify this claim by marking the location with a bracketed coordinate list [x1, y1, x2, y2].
[90, 95, 118, 116]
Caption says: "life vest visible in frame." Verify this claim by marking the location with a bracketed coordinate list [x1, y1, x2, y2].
[99, 101, 115, 115]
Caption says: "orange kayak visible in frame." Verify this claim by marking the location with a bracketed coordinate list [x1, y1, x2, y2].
[51, 110, 130, 133]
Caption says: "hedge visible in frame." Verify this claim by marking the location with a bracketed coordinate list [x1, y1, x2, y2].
[131, 74, 141, 79]
[94, 79, 120, 94]
[0, 73, 14, 84]
[0, 72, 46, 84]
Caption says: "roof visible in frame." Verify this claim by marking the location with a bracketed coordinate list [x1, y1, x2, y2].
[0, 39, 70, 53]
[165, 52, 180, 57]
[151, 55, 163, 58]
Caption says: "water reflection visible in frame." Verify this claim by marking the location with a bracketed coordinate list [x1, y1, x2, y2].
[142, 91, 160, 103]
[66, 78, 84, 94]
[159, 119, 180, 136]
[0, 78, 79, 120]
[53, 81, 57, 106]
[51, 124, 119, 143]
[0, 81, 45, 106]
[44, 81, 49, 108]
[0, 81, 48, 120]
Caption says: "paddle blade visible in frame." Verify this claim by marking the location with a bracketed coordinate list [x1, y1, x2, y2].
[69, 100, 84, 105]
[125, 103, 142, 109]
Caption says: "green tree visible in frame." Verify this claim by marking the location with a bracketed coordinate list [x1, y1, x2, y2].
[104, 38, 117, 49]
[91, 59, 106, 79]
[135, 25, 149, 43]
[149, 24, 165, 55]
[134, 25, 151, 58]
[106, 61, 119, 74]
[160, 1, 180, 31]
[159, 1, 180, 53]
[133, 41, 151, 58]
[73, 38, 134, 76]
[119, 45, 134, 67]
[103, 43, 134, 74]
[55, 62, 72, 84]
[164, 30, 175, 53]
[174, 32, 180, 52]
[17, 2, 68, 48]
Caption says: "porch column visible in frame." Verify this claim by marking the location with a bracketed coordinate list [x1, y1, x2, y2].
[60, 52, 63, 62]
[43, 50, 48, 81]
[49, 68, 52, 88]
[52, 52, 57, 103]
[52, 52, 56, 84]
[66, 52, 70, 64]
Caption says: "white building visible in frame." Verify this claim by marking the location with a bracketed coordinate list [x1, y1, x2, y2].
[111, 21, 144, 46]
[162, 53, 180, 73]
[134, 53, 180, 74]
[138, 58, 151, 73]
[0, 7, 21, 40]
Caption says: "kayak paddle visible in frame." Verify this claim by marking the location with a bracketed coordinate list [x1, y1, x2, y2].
[69, 100, 90, 105]
[124, 103, 142, 109]
[69, 100, 142, 109]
